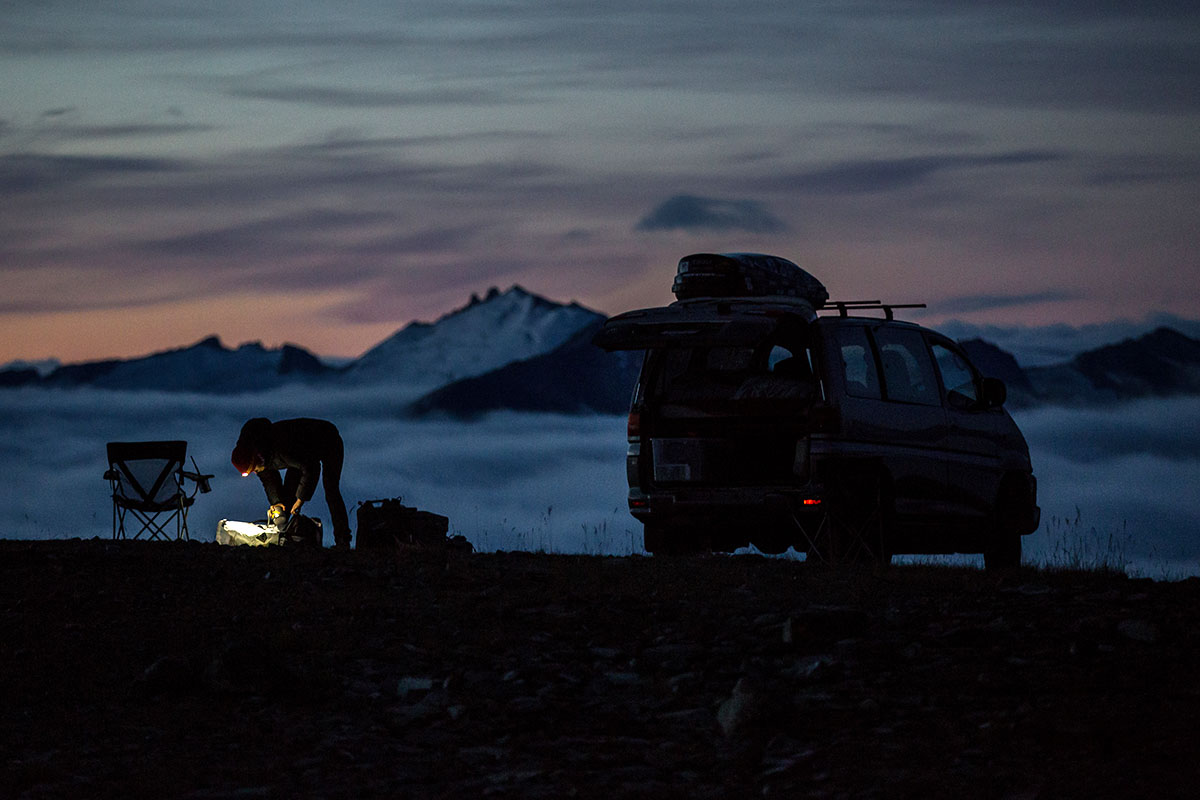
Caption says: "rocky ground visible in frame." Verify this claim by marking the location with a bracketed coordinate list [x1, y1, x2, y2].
[3, 539, 1199, 799]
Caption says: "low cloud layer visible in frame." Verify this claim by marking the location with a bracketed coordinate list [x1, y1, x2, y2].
[1, 388, 1197, 576]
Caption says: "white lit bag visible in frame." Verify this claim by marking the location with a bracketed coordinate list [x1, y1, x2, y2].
[215, 519, 280, 547]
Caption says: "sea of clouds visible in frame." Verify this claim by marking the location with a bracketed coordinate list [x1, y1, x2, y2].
[2, 387, 1197, 578]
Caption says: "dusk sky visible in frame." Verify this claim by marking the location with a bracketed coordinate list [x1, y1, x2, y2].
[3, 1, 1198, 364]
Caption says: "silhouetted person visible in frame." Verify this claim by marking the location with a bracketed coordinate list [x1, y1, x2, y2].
[231, 417, 351, 549]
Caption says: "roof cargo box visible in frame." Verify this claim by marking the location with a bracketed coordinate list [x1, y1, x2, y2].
[672, 253, 829, 306]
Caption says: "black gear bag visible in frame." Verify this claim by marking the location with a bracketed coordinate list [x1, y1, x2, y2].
[355, 498, 450, 551]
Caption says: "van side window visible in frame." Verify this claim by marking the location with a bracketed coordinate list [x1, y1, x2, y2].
[931, 342, 979, 409]
[873, 327, 940, 406]
[834, 327, 881, 399]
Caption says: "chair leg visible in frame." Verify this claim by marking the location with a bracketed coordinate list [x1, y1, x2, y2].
[113, 504, 192, 541]
[130, 508, 170, 540]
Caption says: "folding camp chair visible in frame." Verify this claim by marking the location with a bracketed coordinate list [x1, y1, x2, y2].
[791, 473, 889, 565]
[104, 441, 213, 540]
[792, 504, 881, 565]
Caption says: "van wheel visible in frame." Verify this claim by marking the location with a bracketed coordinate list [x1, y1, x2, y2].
[984, 481, 1026, 571]
[643, 522, 706, 556]
[642, 522, 668, 555]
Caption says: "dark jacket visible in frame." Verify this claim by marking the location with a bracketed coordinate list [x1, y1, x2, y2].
[234, 417, 343, 506]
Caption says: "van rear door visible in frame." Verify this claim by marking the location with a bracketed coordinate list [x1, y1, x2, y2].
[592, 304, 782, 351]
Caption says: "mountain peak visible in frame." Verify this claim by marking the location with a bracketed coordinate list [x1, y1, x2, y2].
[467, 284, 538, 308]
[348, 285, 605, 395]
[1027, 325, 1200, 403]
[469, 286, 505, 307]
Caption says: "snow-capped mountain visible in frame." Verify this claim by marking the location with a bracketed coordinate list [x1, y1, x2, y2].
[344, 285, 604, 396]
[1026, 327, 1200, 404]
[36, 336, 331, 393]
[12, 284, 1197, 408]
[407, 320, 642, 418]
[0, 286, 603, 395]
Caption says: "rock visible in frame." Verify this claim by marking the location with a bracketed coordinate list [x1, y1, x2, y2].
[783, 607, 870, 643]
[1117, 619, 1160, 643]
[657, 707, 718, 732]
[604, 671, 643, 686]
[396, 676, 435, 698]
[668, 672, 703, 693]
[784, 655, 839, 683]
[717, 676, 764, 738]
[389, 689, 450, 727]
[138, 655, 197, 695]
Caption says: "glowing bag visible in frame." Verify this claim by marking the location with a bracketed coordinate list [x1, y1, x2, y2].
[215, 519, 280, 547]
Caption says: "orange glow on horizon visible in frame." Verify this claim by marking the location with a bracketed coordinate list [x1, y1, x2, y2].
[0, 290, 396, 365]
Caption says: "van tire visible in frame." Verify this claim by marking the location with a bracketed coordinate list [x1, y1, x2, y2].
[643, 522, 709, 556]
[984, 480, 1027, 570]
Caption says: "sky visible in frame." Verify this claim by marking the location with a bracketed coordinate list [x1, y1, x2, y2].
[2, 1, 1199, 364]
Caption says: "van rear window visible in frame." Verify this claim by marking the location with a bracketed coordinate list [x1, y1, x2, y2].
[648, 344, 813, 410]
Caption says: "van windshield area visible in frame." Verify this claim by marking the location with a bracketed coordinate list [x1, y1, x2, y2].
[648, 341, 815, 415]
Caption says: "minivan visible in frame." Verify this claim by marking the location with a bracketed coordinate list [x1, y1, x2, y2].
[594, 253, 1039, 568]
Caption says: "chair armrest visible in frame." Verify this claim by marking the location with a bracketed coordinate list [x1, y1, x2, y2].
[103, 469, 120, 481]
[182, 470, 215, 493]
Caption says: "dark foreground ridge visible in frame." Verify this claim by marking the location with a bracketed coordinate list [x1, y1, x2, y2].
[4, 540, 1199, 799]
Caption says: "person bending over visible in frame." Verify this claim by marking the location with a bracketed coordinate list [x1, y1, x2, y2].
[231, 417, 351, 549]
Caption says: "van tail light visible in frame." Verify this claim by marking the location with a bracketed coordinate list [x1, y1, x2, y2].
[627, 410, 641, 441]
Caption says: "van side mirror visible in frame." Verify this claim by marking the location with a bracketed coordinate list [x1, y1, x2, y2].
[981, 377, 1007, 408]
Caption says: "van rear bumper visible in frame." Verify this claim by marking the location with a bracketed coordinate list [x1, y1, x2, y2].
[629, 485, 824, 523]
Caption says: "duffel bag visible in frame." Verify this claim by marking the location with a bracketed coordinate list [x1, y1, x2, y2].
[356, 498, 450, 550]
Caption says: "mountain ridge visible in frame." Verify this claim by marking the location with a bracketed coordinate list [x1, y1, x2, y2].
[409, 323, 1200, 418]
[4, 291, 1200, 411]
[0, 285, 602, 396]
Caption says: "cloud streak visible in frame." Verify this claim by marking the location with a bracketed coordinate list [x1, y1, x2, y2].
[0, 153, 185, 194]
[771, 151, 1066, 196]
[636, 195, 786, 233]
[1, 1, 1199, 361]
[223, 84, 508, 109]
[931, 291, 1078, 315]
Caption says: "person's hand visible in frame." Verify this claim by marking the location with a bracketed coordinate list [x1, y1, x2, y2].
[290, 498, 304, 516]
[268, 504, 286, 521]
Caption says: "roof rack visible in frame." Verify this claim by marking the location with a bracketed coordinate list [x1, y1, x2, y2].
[821, 300, 927, 321]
